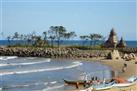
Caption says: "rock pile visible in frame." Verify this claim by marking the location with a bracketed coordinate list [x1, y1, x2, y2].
[0, 47, 109, 59]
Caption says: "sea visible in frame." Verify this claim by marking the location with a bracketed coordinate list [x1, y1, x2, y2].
[0, 57, 112, 91]
[0, 40, 136, 91]
[0, 40, 137, 48]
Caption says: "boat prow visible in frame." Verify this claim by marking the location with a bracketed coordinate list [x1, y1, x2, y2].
[113, 76, 137, 88]
[79, 86, 93, 91]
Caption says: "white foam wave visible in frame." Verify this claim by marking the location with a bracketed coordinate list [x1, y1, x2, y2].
[27, 57, 37, 60]
[49, 81, 57, 84]
[0, 59, 51, 67]
[0, 56, 18, 60]
[40, 85, 64, 91]
[3, 81, 57, 89]
[0, 61, 82, 76]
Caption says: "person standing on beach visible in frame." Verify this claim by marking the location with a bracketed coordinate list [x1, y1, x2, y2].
[122, 63, 127, 72]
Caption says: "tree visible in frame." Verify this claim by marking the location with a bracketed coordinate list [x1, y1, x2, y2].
[30, 31, 37, 44]
[20, 34, 24, 40]
[13, 32, 19, 40]
[48, 26, 67, 47]
[68, 31, 77, 39]
[80, 35, 88, 46]
[7, 36, 11, 45]
[12, 32, 20, 45]
[64, 31, 76, 40]
[88, 34, 94, 46]
[43, 31, 47, 41]
[88, 33, 103, 47]
[48, 36, 55, 47]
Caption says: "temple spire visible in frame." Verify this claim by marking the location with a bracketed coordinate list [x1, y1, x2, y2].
[104, 28, 118, 48]
[117, 37, 126, 48]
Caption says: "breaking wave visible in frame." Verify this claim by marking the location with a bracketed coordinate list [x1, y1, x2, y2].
[0, 61, 82, 76]
[40, 85, 64, 91]
[0, 56, 18, 60]
[0, 59, 51, 67]
[2, 81, 58, 90]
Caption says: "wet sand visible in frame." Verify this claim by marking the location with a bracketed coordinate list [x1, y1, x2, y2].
[100, 59, 137, 91]
[66, 58, 137, 91]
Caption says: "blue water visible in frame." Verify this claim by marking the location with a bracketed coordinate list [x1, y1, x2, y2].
[0, 40, 137, 48]
[0, 57, 112, 91]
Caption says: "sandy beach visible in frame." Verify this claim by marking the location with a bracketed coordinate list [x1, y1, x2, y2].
[101, 59, 137, 91]
[66, 58, 137, 91]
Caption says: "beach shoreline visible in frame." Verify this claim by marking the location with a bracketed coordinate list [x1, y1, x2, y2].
[65, 58, 137, 91]
[0, 47, 137, 91]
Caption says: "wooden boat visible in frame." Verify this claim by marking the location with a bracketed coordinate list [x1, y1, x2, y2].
[79, 86, 93, 91]
[63, 79, 92, 86]
[113, 76, 137, 88]
[92, 80, 115, 91]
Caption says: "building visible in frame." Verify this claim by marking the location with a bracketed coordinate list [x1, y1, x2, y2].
[104, 28, 126, 48]
[117, 37, 126, 48]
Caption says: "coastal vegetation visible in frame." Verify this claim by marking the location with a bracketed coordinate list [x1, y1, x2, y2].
[5, 26, 105, 49]
[0, 26, 136, 59]
[0, 25, 136, 61]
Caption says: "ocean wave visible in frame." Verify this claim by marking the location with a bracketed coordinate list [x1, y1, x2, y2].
[0, 56, 18, 60]
[2, 81, 57, 89]
[0, 59, 51, 67]
[39, 85, 64, 91]
[49, 81, 57, 84]
[0, 61, 82, 76]
[26, 57, 37, 60]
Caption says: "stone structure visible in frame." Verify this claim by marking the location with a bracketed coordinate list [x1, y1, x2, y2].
[104, 28, 126, 48]
[107, 50, 121, 60]
[104, 28, 118, 48]
[117, 37, 126, 48]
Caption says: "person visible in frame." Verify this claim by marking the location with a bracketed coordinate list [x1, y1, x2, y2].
[84, 74, 88, 87]
[122, 63, 127, 72]
[76, 82, 79, 89]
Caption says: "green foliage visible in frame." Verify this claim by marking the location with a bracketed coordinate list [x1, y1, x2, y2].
[48, 26, 76, 48]
[6, 26, 105, 49]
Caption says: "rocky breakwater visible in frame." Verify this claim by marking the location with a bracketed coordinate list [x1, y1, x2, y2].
[0, 47, 109, 58]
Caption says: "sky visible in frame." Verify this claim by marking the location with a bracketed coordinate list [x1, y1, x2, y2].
[0, 0, 136, 40]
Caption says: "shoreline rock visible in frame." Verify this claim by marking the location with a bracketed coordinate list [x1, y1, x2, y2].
[0, 47, 137, 59]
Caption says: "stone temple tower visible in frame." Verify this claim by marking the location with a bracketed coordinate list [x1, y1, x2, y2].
[117, 37, 126, 48]
[105, 28, 118, 48]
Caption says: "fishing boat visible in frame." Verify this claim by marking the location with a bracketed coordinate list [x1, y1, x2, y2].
[64, 79, 92, 86]
[79, 86, 93, 91]
[113, 76, 137, 88]
[92, 80, 115, 90]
